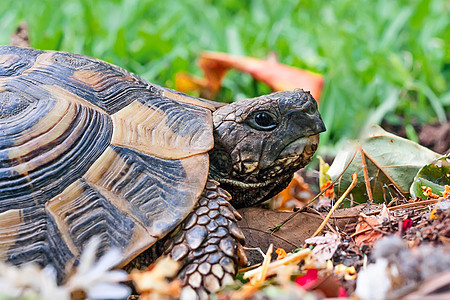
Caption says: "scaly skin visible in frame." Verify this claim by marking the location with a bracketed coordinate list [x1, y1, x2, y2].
[163, 180, 245, 299]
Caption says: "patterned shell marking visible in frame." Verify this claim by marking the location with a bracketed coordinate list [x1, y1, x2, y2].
[0, 46, 213, 274]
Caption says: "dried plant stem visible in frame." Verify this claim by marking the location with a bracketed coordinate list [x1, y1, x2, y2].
[258, 244, 273, 282]
[238, 263, 261, 273]
[388, 199, 440, 210]
[311, 173, 358, 238]
[330, 198, 440, 219]
[359, 147, 373, 202]
[243, 248, 312, 279]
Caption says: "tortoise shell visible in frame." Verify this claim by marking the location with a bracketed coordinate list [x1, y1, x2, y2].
[0, 46, 217, 273]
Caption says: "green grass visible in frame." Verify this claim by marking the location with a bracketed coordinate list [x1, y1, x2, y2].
[1, 0, 449, 152]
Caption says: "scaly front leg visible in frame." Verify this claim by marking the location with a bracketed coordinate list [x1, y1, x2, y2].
[164, 179, 247, 299]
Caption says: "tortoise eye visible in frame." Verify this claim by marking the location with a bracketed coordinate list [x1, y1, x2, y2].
[304, 102, 316, 115]
[248, 111, 277, 131]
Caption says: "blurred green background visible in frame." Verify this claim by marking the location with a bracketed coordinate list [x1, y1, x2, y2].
[1, 0, 449, 153]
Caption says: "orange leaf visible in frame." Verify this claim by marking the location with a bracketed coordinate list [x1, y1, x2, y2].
[354, 216, 382, 246]
[275, 248, 287, 260]
[320, 180, 335, 198]
[176, 51, 324, 101]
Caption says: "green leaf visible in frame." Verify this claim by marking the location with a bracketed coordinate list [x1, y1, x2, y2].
[410, 154, 450, 199]
[328, 125, 441, 203]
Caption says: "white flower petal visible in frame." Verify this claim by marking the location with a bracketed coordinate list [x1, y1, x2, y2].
[78, 236, 102, 274]
[89, 247, 122, 275]
[98, 270, 129, 283]
[355, 258, 391, 300]
[87, 282, 131, 300]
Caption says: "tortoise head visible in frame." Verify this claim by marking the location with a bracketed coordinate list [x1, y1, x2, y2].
[209, 89, 326, 208]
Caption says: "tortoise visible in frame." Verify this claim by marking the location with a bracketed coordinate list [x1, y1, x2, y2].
[0, 45, 325, 297]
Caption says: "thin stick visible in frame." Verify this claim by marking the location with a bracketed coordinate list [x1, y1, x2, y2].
[359, 147, 373, 202]
[238, 263, 261, 273]
[311, 173, 358, 238]
[323, 198, 440, 219]
[349, 227, 372, 238]
[257, 244, 272, 282]
[269, 151, 358, 232]
[388, 199, 439, 210]
[243, 248, 311, 279]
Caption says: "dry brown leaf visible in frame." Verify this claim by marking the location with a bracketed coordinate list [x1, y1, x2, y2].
[354, 216, 383, 246]
[305, 233, 341, 263]
[237, 207, 360, 265]
[176, 51, 324, 100]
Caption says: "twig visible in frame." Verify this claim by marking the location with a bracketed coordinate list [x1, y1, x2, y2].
[349, 218, 389, 238]
[243, 248, 311, 279]
[349, 227, 372, 238]
[268, 151, 358, 232]
[238, 263, 261, 273]
[257, 244, 272, 282]
[388, 199, 439, 211]
[327, 198, 439, 219]
[311, 173, 358, 238]
[387, 197, 399, 207]
[360, 147, 373, 203]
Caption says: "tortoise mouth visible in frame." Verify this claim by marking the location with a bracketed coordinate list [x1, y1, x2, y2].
[279, 134, 320, 159]
[211, 134, 320, 208]
[260, 133, 319, 178]
[214, 134, 320, 187]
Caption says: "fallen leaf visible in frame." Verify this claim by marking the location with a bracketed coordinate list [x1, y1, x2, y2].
[319, 156, 331, 188]
[421, 186, 440, 199]
[376, 204, 390, 225]
[328, 125, 441, 202]
[354, 216, 383, 246]
[443, 185, 450, 198]
[237, 207, 361, 265]
[320, 180, 335, 199]
[305, 233, 341, 263]
[410, 154, 450, 199]
[176, 51, 324, 100]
